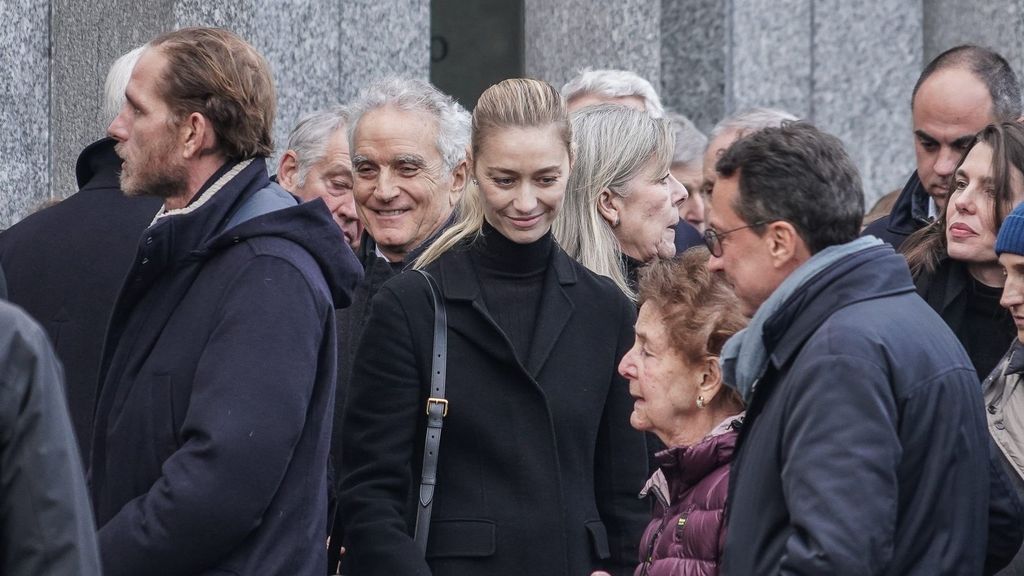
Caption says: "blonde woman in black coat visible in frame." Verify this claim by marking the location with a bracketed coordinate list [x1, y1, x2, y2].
[339, 78, 648, 576]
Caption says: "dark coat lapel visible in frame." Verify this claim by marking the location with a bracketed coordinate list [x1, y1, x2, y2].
[435, 249, 521, 372]
[524, 250, 576, 377]
[433, 245, 578, 379]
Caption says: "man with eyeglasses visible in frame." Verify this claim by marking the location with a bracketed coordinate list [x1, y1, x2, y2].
[707, 122, 994, 574]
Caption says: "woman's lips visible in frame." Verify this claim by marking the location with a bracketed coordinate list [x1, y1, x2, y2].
[507, 213, 543, 229]
[948, 222, 977, 239]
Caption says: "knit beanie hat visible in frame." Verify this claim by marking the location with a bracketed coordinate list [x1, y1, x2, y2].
[996, 201, 1024, 255]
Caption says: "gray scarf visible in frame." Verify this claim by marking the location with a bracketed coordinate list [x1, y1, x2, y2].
[721, 236, 883, 403]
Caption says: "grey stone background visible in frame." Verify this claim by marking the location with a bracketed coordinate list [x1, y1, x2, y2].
[1, 0, 1022, 228]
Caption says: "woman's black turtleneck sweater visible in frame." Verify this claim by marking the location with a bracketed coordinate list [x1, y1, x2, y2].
[469, 221, 552, 366]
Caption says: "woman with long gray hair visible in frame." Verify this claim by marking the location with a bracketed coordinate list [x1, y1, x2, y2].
[553, 104, 686, 299]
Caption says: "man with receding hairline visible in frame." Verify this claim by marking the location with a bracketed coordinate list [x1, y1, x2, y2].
[89, 28, 362, 576]
[864, 45, 1022, 250]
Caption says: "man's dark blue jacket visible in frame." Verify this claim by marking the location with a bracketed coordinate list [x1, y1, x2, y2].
[722, 244, 992, 575]
[88, 158, 362, 576]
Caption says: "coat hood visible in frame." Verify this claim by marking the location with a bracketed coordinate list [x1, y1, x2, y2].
[75, 137, 122, 190]
[145, 158, 362, 310]
[204, 197, 363, 309]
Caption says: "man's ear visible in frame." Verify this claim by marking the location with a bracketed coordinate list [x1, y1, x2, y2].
[765, 220, 810, 269]
[597, 189, 621, 227]
[277, 151, 301, 192]
[180, 112, 217, 159]
[448, 158, 468, 207]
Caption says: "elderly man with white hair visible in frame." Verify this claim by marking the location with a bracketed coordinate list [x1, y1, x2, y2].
[277, 106, 364, 251]
[327, 76, 471, 570]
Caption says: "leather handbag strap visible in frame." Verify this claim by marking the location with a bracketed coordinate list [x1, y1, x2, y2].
[413, 269, 448, 553]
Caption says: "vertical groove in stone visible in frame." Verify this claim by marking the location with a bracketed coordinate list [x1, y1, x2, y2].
[811, 0, 921, 206]
[660, 0, 726, 132]
[46, 0, 172, 222]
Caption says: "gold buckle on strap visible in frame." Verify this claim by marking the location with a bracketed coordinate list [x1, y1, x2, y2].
[426, 397, 449, 417]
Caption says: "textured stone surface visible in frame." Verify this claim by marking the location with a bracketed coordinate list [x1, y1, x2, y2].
[728, 0, 812, 117]
[12, 1, 1024, 228]
[49, 0, 172, 215]
[660, 0, 726, 133]
[175, 0, 348, 169]
[925, 0, 1024, 77]
[0, 0, 51, 229]
[812, 0, 922, 206]
[339, 0, 430, 100]
[524, 0, 661, 92]
[728, 0, 921, 207]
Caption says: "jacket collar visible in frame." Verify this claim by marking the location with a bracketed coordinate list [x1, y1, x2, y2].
[642, 415, 741, 504]
[1007, 340, 1024, 376]
[765, 244, 917, 369]
[434, 238, 578, 376]
[75, 137, 123, 190]
[885, 171, 933, 236]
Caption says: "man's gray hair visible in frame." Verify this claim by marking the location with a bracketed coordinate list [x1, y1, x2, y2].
[709, 107, 799, 141]
[102, 45, 146, 126]
[666, 111, 707, 166]
[561, 68, 665, 118]
[285, 106, 350, 187]
[347, 77, 470, 173]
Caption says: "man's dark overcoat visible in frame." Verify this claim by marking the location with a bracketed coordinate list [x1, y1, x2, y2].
[0, 138, 161, 459]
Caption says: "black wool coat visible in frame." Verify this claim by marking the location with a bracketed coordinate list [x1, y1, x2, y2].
[0, 138, 161, 461]
[339, 240, 649, 576]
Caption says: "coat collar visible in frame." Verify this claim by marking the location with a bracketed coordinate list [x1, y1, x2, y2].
[765, 244, 916, 369]
[433, 239, 578, 376]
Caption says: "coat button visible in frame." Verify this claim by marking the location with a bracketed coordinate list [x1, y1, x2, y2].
[996, 421, 1006, 430]
[141, 257, 149, 265]
[145, 236, 153, 245]
[988, 404, 998, 415]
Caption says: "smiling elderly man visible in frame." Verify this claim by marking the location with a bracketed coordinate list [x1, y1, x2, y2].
[326, 77, 470, 568]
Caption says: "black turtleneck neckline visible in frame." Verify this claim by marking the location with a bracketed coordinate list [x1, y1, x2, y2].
[472, 220, 553, 276]
[470, 221, 552, 366]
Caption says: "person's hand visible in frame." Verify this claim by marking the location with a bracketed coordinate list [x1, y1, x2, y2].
[591, 572, 612, 576]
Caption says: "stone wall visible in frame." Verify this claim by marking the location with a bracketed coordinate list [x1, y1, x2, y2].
[1, 0, 428, 229]
[3, 0, 1024, 227]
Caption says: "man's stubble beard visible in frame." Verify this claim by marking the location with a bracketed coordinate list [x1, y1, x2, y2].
[117, 142, 190, 201]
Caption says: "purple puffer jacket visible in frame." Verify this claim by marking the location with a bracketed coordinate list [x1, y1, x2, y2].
[634, 414, 742, 576]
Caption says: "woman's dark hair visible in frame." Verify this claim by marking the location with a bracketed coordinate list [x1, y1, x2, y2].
[903, 122, 1024, 278]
